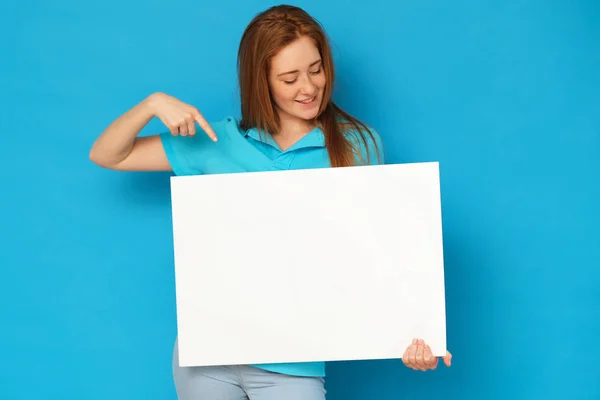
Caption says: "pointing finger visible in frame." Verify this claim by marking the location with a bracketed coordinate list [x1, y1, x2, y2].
[193, 111, 218, 142]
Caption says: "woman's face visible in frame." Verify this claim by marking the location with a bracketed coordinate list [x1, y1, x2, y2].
[268, 35, 327, 123]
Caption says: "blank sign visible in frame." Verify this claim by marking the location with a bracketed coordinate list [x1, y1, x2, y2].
[169, 162, 447, 367]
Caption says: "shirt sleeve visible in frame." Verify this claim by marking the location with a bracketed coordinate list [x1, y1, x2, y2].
[159, 130, 214, 176]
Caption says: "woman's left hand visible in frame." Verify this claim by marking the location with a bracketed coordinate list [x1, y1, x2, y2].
[402, 338, 452, 371]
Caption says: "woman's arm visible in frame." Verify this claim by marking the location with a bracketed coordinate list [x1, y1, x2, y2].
[89, 92, 217, 171]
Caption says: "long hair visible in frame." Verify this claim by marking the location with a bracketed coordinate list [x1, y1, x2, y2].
[237, 5, 381, 167]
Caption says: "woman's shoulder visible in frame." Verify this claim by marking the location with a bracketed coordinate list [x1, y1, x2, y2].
[158, 115, 243, 157]
[158, 115, 246, 176]
[211, 115, 245, 137]
[161, 116, 244, 144]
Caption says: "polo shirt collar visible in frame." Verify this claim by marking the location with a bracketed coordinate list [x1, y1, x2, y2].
[245, 126, 325, 151]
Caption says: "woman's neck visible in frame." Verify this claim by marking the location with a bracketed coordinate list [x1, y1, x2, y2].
[272, 113, 316, 151]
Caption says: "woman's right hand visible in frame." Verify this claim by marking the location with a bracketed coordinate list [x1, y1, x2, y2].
[147, 92, 218, 142]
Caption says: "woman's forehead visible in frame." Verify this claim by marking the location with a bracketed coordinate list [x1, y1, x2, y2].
[271, 37, 321, 73]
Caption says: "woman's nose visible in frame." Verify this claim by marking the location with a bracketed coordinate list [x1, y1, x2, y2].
[299, 75, 317, 95]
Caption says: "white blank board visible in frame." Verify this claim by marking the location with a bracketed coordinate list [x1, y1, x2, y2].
[169, 162, 447, 367]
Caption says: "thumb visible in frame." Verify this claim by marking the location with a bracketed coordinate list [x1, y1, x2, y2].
[442, 351, 452, 367]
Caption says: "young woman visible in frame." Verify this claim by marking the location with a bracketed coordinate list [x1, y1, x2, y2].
[90, 4, 451, 399]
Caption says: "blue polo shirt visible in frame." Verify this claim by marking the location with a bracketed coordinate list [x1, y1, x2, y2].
[160, 116, 383, 377]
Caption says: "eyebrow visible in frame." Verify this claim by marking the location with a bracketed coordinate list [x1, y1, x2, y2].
[277, 59, 322, 77]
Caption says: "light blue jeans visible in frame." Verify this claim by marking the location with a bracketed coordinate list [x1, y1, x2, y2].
[172, 340, 327, 400]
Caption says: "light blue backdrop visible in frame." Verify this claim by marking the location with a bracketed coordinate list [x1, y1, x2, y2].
[1, 0, 598, 399]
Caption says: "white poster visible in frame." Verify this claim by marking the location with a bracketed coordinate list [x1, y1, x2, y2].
[169, 162, 447, 367]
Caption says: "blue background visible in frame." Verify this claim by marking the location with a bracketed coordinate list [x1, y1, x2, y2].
[1, 0, 599, 399]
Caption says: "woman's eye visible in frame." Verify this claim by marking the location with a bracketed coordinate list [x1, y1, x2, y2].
[283, 68, 321, 84]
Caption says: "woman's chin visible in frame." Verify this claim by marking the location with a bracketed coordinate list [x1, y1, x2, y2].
[293, 102, 322, 120]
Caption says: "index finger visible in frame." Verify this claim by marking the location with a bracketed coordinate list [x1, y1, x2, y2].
[424, 345, 437, 369]
[193, 111, 218, 142]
